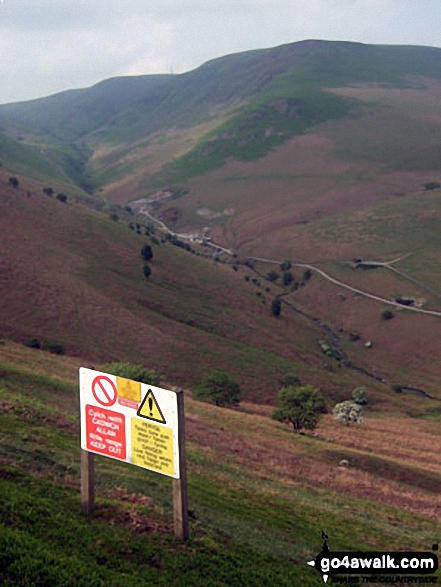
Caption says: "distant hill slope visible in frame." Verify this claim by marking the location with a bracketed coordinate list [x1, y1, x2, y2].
[1, 40, 441, 202]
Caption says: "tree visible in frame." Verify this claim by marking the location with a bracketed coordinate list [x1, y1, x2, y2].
[351, 387, 368, 405]
[271, 297, 281, 317]
[9, 176, 19, 188]
[333, 401, 364, 425]
[272, 385, 327, 433]
[141, 244, 153, 261]
[381, 310, 394, 320]
[282, 271, 293, 286]
[192, 371, 240, 407]
[266, 271, 279, 282]
[143, 263, 151, 279]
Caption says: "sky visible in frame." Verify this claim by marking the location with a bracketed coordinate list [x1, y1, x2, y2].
[0, 0, 440, 104]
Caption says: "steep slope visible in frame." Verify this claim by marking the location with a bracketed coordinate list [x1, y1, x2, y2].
[2, 175, 385, 403]
[2, 40, 441, 205]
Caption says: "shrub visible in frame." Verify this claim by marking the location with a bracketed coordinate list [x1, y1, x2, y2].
[141, 244, 153, 261]
[43, 187, 54, 196]
[9, 176, 19, 188]
[143, 263, 151, 279]
[41, 341, 65, 355]
[110, 214, 119, 222]
[280, 260, 291, 271]
[271, 297, 281, 317]
[56, 194, 67, 203]
[24, 337, 41, 349]
[333, 401, 364, 425]
[282, 271, 293, 286]
[424, 181, 441, 191]
[103, 362, 161, 385]
[192, 371, 240, 407]
[391, 383, 403, 393]
[266, 271, 279, 282]
[351, 387, 368, 405]
[381, 310, 394, 320]
[303, 269, 312, 281]
[272, 385, 327, 432]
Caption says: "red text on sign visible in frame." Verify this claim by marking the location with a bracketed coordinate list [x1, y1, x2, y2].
[86, 405, 126, 460]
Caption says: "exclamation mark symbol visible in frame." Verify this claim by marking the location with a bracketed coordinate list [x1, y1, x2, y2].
[148, 397, 153, 417]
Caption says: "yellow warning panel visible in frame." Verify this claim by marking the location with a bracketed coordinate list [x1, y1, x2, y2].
[137, 389, 166, 424]
[117, 377, 141, 403]
[131, 418, 174, 477]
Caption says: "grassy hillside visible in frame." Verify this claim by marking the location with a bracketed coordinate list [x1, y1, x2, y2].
[2, 344, 441, 585]
[2, 40, 441, 202]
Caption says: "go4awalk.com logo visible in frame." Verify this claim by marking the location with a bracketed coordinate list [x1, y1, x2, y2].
[307, 532, 439, 584]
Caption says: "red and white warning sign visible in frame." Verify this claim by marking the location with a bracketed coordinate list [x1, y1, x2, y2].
[92, 375, 117, 407]
[79, 367, 180, 478]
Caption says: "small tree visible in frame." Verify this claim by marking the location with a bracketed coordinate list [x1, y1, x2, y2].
[143, 263, 151, 279]
[282, 271, 293, 286]
[266, 271, 279, 282]
[271, 297, 282, 317]
[141, 244, 153, 261]
[272, 385, 327, 433]
[381, 310, 394, 320]
[333, 401, 364, 425]
[192, 371, 240, 407]
[351, 387, 368, 405]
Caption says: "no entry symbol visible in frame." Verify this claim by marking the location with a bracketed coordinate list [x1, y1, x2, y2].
[92, 375, 117, 407]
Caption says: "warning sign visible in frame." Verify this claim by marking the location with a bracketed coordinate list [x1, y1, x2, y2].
[117, 376, 141, 403]
[85, 405, 126, 460]
[92, 375, 117, 407]
[131, 418, 174, 476]
[137, 389, 166, 424]
[79, 368, 180, 478]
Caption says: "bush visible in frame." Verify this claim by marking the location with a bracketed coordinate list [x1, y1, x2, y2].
[381, 310, 394, 320]
[351, 387, 368, 405]
[9, 177, 19, 188]
[110, 213, 119, 222]
[266, 271, 279, 282]
[282, 271, 293, 286]
[303, 269, 312, 281]
[333, 401, 364, 425]
[43, 187, 54, 196]
[424, 181, 441, 191]
[192, 371, 240, 407]
[56, 194, 67, 203]
[391, 383, 403, 393]
[143, 264, 151, 279]
[280, 260, 291, 271]
[271, 297, 281, 317]
[141, 244, 153, 261]
[41, 341, 65, 355]
[24, 337, 41, 349]
[272, 385, 327, 432]
[103, 362, 161, 385]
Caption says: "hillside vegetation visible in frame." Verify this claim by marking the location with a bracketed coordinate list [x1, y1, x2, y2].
[1, 343, 441, 584]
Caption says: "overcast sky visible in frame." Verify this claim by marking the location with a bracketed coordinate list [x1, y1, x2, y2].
[0, 0, 440, 104]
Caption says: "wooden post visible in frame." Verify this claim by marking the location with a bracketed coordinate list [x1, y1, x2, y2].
[81, 450, 95, 514]
[173, 390, 189, 540]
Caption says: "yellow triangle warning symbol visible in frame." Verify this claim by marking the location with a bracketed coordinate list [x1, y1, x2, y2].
[137, 389, 166, 424]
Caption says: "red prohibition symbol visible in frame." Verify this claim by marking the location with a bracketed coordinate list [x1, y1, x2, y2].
[92, 375, 117, 407]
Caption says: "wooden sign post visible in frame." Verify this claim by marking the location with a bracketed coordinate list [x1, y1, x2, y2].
[79, 369, 189, 540]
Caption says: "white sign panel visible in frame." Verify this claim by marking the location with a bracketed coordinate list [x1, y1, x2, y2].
[79, 368, 180, 478]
